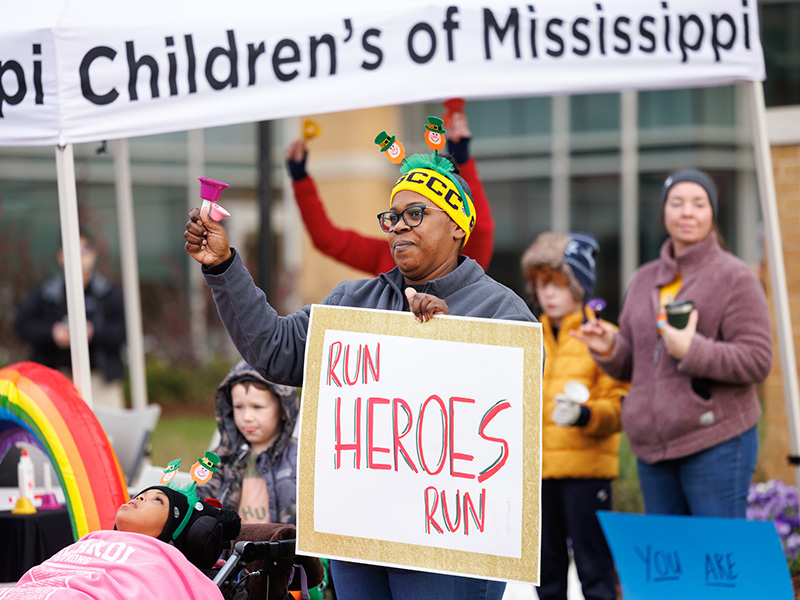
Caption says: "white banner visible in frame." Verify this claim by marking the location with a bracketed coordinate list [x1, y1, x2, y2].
[0, 0, 764, 146]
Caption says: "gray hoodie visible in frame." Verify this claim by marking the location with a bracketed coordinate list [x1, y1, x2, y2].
[198, 360, 299, 524]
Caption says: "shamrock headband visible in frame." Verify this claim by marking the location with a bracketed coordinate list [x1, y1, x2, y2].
[150, 452, 221, 541]
[376, 118, 477, 246]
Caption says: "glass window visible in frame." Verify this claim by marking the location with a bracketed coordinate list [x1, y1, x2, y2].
[639, 87, 736, 129]
[571, 175, 622, 319]
[571, 93, 620, 132]
[468, 98, 552, 139]
[760, 0, 800, 107]
[415, 98, 551, 142]
[484, 178, 551, 294]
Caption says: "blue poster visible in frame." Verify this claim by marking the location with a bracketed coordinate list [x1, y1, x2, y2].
[597, 511, 793, 599]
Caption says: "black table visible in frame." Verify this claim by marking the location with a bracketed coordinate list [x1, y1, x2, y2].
[0, 507, 74, 582]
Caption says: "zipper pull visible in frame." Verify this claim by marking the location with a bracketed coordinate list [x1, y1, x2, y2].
[653, 339, 661, 364]
[236, 443, 248, 462]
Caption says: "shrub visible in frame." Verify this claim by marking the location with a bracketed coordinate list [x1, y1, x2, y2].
[125, 354, 232, 412]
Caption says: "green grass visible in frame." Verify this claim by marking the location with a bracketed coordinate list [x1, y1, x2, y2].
[149, 413, 217, 468]
[612, 433, 644, 513]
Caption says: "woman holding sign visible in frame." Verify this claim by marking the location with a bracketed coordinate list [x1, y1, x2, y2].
[572, 168, 772, 519]
[184, 119, 536, 600]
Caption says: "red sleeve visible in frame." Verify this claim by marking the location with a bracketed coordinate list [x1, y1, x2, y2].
[292, 177, 396, 276]
[459, 158, 495, 271]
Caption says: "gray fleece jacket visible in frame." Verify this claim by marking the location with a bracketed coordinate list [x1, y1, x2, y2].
[595, 233, 772, 464]
[202, 251, 536, 387]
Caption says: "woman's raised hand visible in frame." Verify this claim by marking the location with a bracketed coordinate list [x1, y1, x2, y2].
[184, 206, 232, 267]
[570, 318, 617, 357]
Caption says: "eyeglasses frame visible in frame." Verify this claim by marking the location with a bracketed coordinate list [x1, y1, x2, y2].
[376, 204, 448, 233]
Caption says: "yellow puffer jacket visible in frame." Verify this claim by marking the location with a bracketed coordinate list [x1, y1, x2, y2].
[541, 310, 629, 480]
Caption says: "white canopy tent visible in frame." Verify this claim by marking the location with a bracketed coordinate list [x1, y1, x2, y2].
[2, 0, 798, 483]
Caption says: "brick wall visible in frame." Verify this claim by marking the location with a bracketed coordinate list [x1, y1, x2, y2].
[758, 144, 800, 483]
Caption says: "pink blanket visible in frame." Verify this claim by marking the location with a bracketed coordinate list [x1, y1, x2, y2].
[0, 530, 223, 600]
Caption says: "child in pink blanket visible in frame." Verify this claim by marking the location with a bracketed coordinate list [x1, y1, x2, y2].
[1, 459, 240, 599]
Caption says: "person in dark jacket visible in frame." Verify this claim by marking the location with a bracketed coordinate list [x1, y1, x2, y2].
[184, 117, 536, 600]
[573, 168, 772, 518]
[198, 360, 299, 525]
[15, 233, 126, 408]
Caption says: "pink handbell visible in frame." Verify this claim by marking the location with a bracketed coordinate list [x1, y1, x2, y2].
[198, 177, 231, 221]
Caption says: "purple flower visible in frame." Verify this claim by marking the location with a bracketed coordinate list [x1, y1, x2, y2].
[748, 479, 800, 569]
[787, 534, 800, 559]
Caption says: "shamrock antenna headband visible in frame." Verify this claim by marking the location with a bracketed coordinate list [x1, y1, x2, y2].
[158, 451, 221, 539]
[374, 116, 471, 218]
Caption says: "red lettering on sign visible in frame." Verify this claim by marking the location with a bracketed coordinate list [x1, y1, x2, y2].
[478, 400, 511, 483]
[424, 486, 444, 534]
[326, 341, 381, 387]
[464, 488, 486, 534]
[449, 396, 475, 479]
[424, 487, 487, 536]
[417, 395, 448, 476]
[393, 398, 418, 473]
[363, 343, 380, 384]
[334, 397, 361, 469]
[440, 488, 461, 532]
[327, 341, 342, 387]
[343, 344, 361, 386]
[367, 397, 391, 470]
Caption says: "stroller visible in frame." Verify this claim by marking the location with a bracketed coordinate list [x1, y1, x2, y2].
[212, 523, 325, 600]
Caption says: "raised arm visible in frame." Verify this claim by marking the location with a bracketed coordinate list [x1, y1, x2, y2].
[445, 110, 495, 271]
[287, 139, 395, 276]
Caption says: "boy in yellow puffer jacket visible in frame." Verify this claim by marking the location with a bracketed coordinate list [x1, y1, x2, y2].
[520, 232, 629, 600]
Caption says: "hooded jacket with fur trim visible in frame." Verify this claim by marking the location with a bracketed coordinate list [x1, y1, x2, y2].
[197, 360, 299, 524]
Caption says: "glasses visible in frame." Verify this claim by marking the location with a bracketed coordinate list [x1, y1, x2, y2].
[377, 205, 447, 233]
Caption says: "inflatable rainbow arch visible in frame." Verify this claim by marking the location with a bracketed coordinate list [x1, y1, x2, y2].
[0, 362, 128, 539]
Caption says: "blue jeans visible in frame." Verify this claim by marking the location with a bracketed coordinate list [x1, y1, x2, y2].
[636, 426, 758, 518]
[330, 560, 506, 600]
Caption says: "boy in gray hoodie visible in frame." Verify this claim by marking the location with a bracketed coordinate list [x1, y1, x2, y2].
[198, 360, 299, 525]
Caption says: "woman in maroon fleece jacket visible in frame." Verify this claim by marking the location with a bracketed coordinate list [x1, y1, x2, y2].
[285, 108, 494, 275]
[573, 168, 772, 518]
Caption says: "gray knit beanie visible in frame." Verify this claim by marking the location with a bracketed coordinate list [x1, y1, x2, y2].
[662, 168, 718, 217]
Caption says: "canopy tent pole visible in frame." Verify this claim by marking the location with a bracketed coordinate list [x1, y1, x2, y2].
[747, 80, 800, 489]
[55, 144, 93, 406]
[620, 89, 639, 294]
[550, 95, 570, 233]
[187, 129, 208, 361]
[113, 139, 148, 409]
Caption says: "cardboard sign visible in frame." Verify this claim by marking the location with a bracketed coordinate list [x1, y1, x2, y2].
[598, 511, 794, 599]
[296, 305, 542, 584]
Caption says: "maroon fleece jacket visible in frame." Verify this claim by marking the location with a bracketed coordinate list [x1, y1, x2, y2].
[593, 233, 772, 463]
